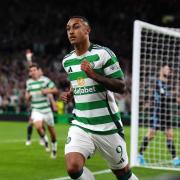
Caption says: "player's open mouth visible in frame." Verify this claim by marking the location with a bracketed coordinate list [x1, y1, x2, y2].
[70, 37, 76, 40]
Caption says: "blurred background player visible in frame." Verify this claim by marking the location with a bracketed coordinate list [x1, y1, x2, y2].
[25, 49, 49, 146]
[25, 67, 58, 146]
[138, 64, 180, 166]
[25, 63, 58, 158]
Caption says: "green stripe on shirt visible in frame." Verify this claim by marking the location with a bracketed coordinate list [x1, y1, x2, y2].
[64, 54, 100, 67]
[106, 70, 124, 78]
[75, 100, 108, 110]
[68, 69, 104, 81]
[72, 124, 123, 135]
[74, 112, 121, 125]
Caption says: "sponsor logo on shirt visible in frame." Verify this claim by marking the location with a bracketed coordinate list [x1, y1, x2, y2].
[74, 86, 96, 95]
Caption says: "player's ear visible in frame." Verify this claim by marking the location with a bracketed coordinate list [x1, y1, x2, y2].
[85, 26, 91, 34]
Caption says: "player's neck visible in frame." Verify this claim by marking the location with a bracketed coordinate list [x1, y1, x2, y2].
[32, 76, 40, 81]
[159, 75, 168, 82]
[74, 41, 90, 56]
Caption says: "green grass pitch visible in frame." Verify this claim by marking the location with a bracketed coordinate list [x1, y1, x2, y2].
[0, 121, 179, 180]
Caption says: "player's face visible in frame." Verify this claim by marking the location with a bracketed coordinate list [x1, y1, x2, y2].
[162, 65, 171, 77]
[66, 18, 90, 45]
[30, 67, 40, 79]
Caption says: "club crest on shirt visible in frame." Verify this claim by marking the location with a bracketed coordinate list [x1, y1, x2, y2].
[77, 77, 85, 86]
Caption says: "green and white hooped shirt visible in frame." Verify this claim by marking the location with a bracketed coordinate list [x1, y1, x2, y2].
[62, 44, 124, 135]
[26, 76, 55, 113]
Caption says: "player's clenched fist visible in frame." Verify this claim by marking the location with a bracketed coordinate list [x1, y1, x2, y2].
[60, 91, 73, 103]
[81, 60, 97, 79]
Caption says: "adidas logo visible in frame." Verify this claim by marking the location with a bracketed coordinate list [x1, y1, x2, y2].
[68, 67, 72, 73]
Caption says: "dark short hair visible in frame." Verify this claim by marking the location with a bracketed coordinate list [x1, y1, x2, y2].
[29, 63, 40, 69]
[69, 16, 91, 27]
[162, 63, 172, 68]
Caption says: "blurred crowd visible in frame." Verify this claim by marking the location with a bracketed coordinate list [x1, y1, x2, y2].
[0, 51, 131, 115]
[0, 52, 70, 114]
[0, 0, 179, 114]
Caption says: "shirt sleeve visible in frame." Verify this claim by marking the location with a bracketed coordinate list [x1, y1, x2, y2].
[47, 80, 55, 88]
[102, 48, 124, 79]
[26, 81, 30, 92]
[44, 77, 55, 88]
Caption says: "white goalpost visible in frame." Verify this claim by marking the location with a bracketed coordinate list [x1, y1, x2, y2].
[130, 20, 180, 170]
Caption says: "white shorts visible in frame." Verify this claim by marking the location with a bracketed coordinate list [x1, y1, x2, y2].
[31, 110, 54, 126]
[65, 126, 128, 170]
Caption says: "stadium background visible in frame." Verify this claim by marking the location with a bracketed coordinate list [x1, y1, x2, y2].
[0, 0, 179, 180]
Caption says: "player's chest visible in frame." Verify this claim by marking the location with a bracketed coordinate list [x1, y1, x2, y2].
[28, 81, 46, 90]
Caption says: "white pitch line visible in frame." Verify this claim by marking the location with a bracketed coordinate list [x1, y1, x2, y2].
[49, 169, 111, 180]
[0, 137, 65, 144]
[0, 139, 39, 143]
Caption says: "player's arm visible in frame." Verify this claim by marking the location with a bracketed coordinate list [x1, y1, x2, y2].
[171, 87, 180, 103]
[60, 86, 73, 103]
[173, 86, 180, 103]
[25, 49, 33, 66]
[41, 87, 58, 95]
[41, 79, 58, 95]
[81, 60, 126, 94]
[25, 91, 31, 102]
[48, 94, 58, 111]
[25, 81, 32, 102]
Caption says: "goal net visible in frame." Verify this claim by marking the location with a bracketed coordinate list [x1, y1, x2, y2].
[130, 20, 180, 170]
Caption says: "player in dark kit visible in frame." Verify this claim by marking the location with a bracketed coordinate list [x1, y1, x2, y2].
[138, 64, 180, 166]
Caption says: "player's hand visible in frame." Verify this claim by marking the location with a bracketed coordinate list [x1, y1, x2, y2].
[81, 60, 97, 80]
[25, 92, 31, 101]
[41, 89, 49, 95]
[51, 102, 58, 112]
[60, 91, 73, 103]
